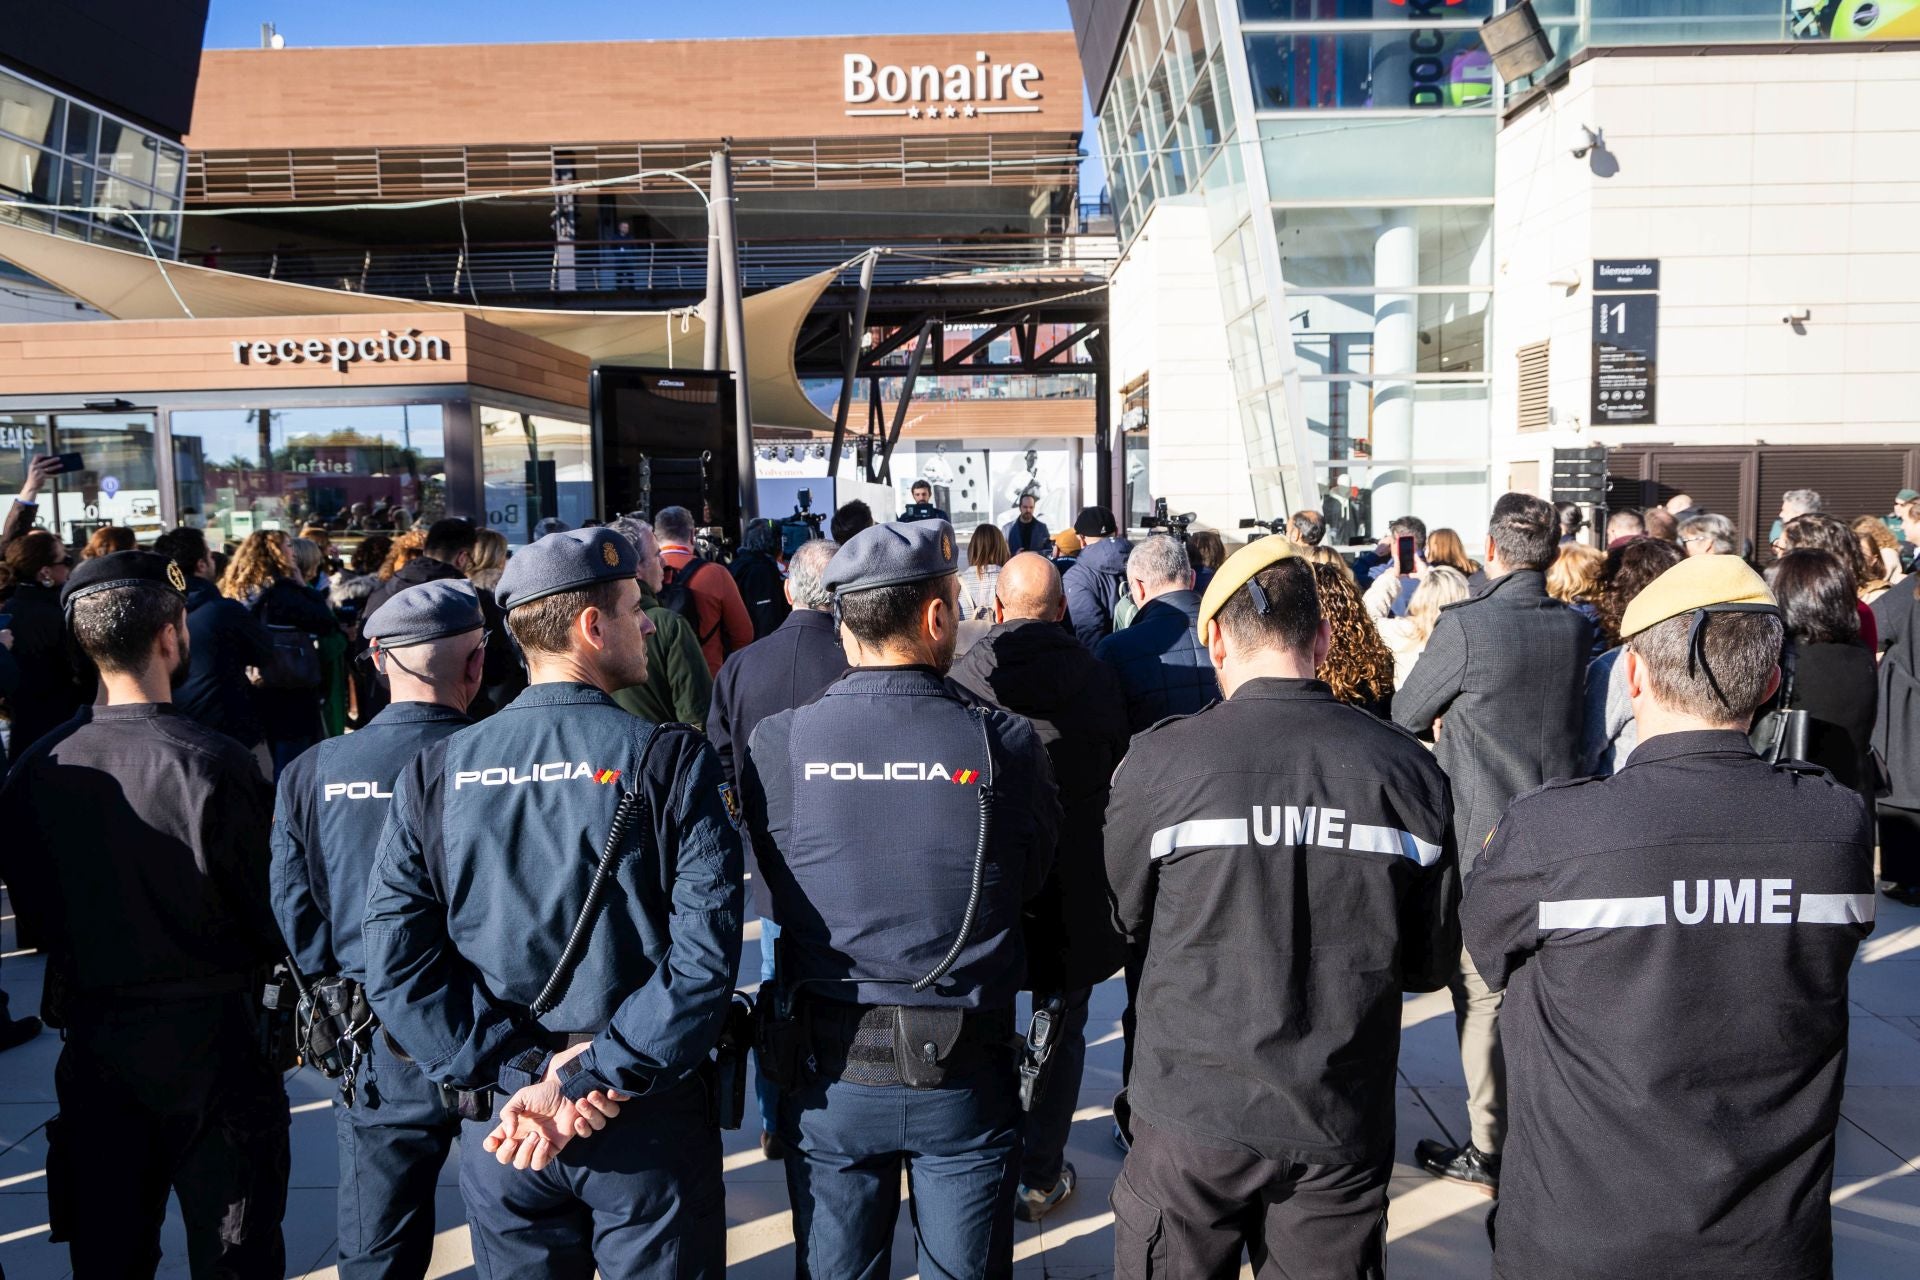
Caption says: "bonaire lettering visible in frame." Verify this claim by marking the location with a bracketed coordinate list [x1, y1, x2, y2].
[802, 761, 978, 783]
[452, 762, 620, 789]
[322, 781, 394, 802]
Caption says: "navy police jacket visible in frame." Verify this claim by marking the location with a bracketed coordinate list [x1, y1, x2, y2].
[363, 682, 744, 1100]
[742, 666, 1060, 1010]
[271, 702, 471, 982]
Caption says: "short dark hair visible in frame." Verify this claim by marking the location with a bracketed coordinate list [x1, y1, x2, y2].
[1214, 557, 1320, 656]
[352, 534, 392, 575]
[1288, 510, 1326, 546]
[1488, 492, 1557, 571]
[910, 479, 932, 494]
[423, 518, 478, 562]
[653, 506, 697, 545]
[1387, 516, 1426, 546]
[830, 500, 874, 544]
[506, 579, 625, 656]
[837, 574, 952, 646]
[70, 585, 185, 675]
[1766, 550, 1860, 647]
[1555, 501, 1585, 537]
[1627, 610, 1783, 720]
[153, 527, 210, 577]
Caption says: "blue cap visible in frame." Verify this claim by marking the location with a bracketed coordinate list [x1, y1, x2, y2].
[496, 528, 637, 612]
[823, 519, 958, 595]
[365, 580, 484, 648]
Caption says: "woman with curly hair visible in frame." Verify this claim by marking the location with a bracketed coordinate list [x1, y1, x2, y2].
[1547, 541, 1607, 657]
[1579, 537, 1685, 775]
[80, 526, 135, 560]
[377, 528, 428, 581]
[1310, 559, 1396, 719]
[220, 530, 337, 777]
[1850, 514, 1901, 601]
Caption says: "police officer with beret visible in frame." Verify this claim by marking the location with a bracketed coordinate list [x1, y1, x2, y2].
[0, 552, 290, 1276]
[1463, 555, 1875, 1280]
[272, 580, 487, 1278]
[362, 528, 744, 1278]
[741, 519, 1060, 1279]
[1102, 536, 1459, 1279]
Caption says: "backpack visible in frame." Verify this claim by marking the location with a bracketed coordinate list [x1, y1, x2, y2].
[658, 558, 723, 647]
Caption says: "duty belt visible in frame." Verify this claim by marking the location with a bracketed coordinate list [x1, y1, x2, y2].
[804, 998, 1015, 1087]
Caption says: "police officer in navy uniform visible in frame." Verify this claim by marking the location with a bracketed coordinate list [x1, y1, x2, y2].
[1101, 536, 1459, 1279]
[1463, 555, 1875, 1280]
[741, 519, 1060, 1279]
[362, 528, 744, 1279]
[0, 551, 290, 1277]
[272, 581, 487, 1278]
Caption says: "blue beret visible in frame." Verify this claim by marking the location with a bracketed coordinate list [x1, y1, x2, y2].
[60, 551, 188, 612]
[495, 528, 636, 611]
[365, 580, 484, 648]
[823, 519, 958, 595]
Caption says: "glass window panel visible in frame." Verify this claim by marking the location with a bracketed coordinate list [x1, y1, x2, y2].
[1244, 30, 1492, 111]
[1298, 380, 1489, 466]
[1112, 41, 1141, 124]
[1272, 206, 1493, 288]
[1228, 310, 1269, 396]
[1261, 114, 1493, 201]
[1145, 62, 1175, 142]
[1186, 57, 1224, 151]
[0, 140, 58, 204]
[1212, 55, 1236, 139]
[480, 405, 593, 546]
[45, 414, 162, 544]
[172, 405, 448, 544]
[0, 71, 62, 149]
[1310, 462, 1490, 547]
[1589, 1, 1787, 44]
[1136, 0, 1165, 57]
[154, 143, 185, 198]
[1159, 139, 1189, 197]
[1286, 291, 1489, 375]
[58, 159, 94, 210]
[61, 105, 96, 159]
[0, 415, 53, 497]
[1199, 0, 1220, 51]
[1167, 0, 1207, 100]
[1241, 0, 1492, 17]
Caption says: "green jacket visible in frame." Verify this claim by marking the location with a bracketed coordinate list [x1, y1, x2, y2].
[613, 583, 716, 730]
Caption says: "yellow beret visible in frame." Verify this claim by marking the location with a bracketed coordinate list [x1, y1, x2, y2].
[1618, 554, 1776, 640]
[1195, 534, 1299, 639]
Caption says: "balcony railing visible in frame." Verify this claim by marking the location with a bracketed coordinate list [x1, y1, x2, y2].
[200, 235, 1119, 301]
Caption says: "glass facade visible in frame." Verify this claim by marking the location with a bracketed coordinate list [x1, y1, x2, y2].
[1097, 0, 1815, 539]
[0, 412, 163, 544]
[479, 405, 595, 545]
[171, 405, 448, 543]
[0, 65, 185, 254]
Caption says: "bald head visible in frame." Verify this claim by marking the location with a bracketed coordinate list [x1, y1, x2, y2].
[995, 552, 1064, 623]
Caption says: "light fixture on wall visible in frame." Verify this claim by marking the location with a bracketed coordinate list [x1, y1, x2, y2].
[1481, 1, 1555, 85]
[1570, 125, 1602, 159]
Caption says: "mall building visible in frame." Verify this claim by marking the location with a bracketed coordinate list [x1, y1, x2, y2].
[0, 26, 1121, 547]
[1071, 0, 1920, 550]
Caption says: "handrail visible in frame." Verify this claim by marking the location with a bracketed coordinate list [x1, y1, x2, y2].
[203, 235, 1118, 300]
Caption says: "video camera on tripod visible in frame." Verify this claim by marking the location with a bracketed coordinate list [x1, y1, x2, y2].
[1238, 516, 1290, 539]
[779, 487, 827, 557]
[1144, 497, 1197, 542]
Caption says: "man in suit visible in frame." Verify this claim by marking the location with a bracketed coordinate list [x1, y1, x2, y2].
[1095, 535, 1218, 734]
[706, 536, 847, 1157]
[1002, 493, 1051, 556]
[1393, 491, 1594, 1196]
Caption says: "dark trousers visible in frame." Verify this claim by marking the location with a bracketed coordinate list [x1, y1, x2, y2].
[1018, 986, 1090, 1189]
[781, 1058, 1021, 1280]
[335, 1034, 461, 1279]
[1879, 804, 1920, 884]
[1113, 1116, 1389, 1280]
[459, 1077, 724, 1280]
[52, 994, 289, 1279]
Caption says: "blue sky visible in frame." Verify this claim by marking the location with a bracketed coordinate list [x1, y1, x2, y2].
[205, 0, 1106, 193]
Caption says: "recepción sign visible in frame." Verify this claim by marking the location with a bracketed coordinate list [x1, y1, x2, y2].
[232, 329, 452, 373]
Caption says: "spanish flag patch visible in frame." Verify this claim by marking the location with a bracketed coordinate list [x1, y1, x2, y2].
[594, 769, 622, 785]
[953, 769, 978, 785]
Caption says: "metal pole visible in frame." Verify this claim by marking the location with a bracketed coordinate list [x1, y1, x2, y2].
[711, 148, 757, 523]
[880, 322, 933, 486]
[1096, 360, 1116, 516]
[702, 195, 723, 371]
[830, 250, 876, 473]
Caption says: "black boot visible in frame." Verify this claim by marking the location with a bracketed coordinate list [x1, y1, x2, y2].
[1415, 1138, 1500, 1196]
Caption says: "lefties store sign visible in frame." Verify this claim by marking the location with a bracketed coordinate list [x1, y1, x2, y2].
[843, 51, 1043, 120]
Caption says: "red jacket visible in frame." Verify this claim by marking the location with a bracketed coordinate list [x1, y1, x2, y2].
[659, 543, 755, 676]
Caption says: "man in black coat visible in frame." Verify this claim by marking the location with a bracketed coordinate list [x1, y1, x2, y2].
[363, 518, 521, 717]
[153, 527, 273, 749]
[1095, 534, 1219, 733]
[1393, 491, 1594, 1195]
[705, 536, 847, 1157]
[1061, 506, 1131, 648]
[949, 551, 1129, 1222]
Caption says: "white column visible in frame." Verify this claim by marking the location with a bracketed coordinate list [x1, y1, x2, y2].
[1371, 209, 1418, 524]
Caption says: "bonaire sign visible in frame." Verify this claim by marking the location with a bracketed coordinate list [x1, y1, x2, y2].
[844, 50, 1044, 120]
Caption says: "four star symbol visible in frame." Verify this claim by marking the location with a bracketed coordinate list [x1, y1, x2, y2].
[902, 103, 981, 128]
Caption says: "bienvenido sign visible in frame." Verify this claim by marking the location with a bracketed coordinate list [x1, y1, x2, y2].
[843, 51, 1043, 120]
[231, 328, 452, 373]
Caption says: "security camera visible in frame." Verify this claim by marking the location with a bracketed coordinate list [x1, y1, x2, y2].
[1781, 309, 1811, 326]
[1570, 125, 1601, 159]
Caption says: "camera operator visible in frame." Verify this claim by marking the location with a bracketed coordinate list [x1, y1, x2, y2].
[898, 479, 950, 524]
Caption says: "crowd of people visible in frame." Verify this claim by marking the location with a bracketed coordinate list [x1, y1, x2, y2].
[0, 460, 1908, 1280]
